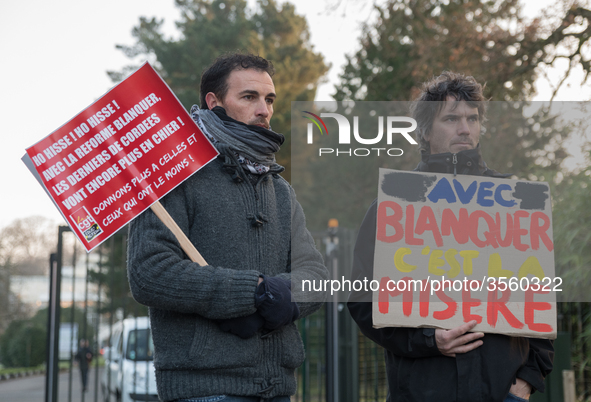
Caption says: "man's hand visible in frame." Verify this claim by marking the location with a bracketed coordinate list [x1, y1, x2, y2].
[255, 275, 299, 330]
[217, 312, 265, 339]
[509, 378, 532, 400]
[435, 320, 484, 357]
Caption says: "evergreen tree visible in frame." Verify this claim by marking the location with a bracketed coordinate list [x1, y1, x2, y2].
[334, 0, 591, 102]
[293, 0, 591, 231]
[109, 0, 329, 180]
[332, 0, 591, 178]
[87, 229, 148, 317]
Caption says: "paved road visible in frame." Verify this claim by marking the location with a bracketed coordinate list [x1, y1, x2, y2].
[0, 367, 105, 402]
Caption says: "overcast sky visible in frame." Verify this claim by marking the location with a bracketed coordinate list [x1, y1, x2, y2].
[0, 0, 584, 230]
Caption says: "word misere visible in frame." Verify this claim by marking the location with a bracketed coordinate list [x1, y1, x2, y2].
[378, 276, 553, 333]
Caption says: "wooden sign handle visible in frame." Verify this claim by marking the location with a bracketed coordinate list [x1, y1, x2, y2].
[150, 201, 207, 266]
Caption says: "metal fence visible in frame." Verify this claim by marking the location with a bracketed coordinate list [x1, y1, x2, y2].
[19, 223, 591, 402]
[39, 223, 392, 402]
[557, 302, 591, 400]
[296, 227, 389, 402]
[44, 226, 155, 402]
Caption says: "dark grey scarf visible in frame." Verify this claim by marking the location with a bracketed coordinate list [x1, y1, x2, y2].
[190, 105, 284, 168]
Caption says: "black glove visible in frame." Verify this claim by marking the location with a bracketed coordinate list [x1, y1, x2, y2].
[255, 275, 300, 331]
[217, 311, 265, 339]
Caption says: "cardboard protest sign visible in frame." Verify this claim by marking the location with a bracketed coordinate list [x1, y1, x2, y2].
[24, 63, 218, 252]
[373, 168, 557, 339]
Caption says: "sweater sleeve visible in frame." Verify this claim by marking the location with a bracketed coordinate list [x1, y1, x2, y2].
[127, 181, 260, 320]
[278, 186, 328, 319]
[347, 200, 442, 358]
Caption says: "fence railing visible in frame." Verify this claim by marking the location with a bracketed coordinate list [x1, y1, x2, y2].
[30, 224, 591, 402]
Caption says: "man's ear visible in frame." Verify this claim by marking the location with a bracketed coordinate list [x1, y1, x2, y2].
[205, 92, 221, 109]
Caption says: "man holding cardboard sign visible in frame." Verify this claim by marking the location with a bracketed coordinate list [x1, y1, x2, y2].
[348, 72, 554, 402]
[127, 53, 327, 402]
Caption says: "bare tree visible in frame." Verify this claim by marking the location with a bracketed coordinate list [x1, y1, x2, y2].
[0, 216, 56, 333]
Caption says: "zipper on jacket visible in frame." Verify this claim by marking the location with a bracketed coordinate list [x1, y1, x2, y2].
[452, 153, 458, 176]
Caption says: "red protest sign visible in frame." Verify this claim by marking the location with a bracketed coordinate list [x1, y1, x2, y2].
[25, 63, 218, 251]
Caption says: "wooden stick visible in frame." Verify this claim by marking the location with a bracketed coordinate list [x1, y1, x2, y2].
[150, 200, 207, 266]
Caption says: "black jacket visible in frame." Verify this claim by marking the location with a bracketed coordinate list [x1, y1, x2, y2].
[347, 147, 554, 402]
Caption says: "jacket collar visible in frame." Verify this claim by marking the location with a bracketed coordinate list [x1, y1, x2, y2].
[415, 145, 510, 177]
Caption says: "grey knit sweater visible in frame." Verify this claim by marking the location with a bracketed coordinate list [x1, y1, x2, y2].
[127, 148, 327, 401]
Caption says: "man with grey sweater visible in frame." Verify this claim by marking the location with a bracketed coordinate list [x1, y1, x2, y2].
[127, 53, 327, 402]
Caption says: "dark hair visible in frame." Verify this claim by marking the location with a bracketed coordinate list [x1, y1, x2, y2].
[410, 71, 487, 153]
[200, 53, 275, 109]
